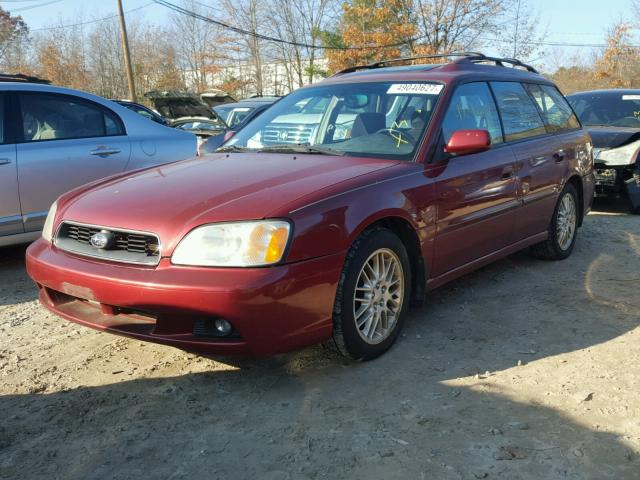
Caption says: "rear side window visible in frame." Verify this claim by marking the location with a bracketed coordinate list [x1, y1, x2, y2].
[442, 82, 503, 145]
[490, 82, 547, 142]
[19, 93, 124, 142]
[524, 84, 580, 132]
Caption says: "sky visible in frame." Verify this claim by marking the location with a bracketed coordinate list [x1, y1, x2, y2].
[0, 0, 636, 71]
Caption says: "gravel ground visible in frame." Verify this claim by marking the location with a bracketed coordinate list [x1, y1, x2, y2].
[1, 197, 639, 480]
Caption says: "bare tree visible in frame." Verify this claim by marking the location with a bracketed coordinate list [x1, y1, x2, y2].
[171, 0, 231, 91]
[411, 0, 510, 53]
[496, 0, 547, 62]
[266, 0, 339, 87]
[220, 0, 267, 95]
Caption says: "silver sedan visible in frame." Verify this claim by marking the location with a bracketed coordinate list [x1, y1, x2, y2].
[0, 83, 197, 247]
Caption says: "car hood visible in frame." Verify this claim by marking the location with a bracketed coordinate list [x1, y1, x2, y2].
[60, 154, 400, 254]
[586, 126, 640, 149]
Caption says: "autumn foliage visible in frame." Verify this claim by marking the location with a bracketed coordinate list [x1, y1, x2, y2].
[324, 0, 416, 72]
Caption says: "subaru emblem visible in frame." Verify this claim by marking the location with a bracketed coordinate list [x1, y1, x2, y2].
[89, 231, 114, 249]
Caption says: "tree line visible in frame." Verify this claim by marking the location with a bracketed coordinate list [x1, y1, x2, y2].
[0, 0, 638, 103]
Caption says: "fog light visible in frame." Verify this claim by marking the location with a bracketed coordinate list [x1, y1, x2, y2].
[214, 319, 233, 336]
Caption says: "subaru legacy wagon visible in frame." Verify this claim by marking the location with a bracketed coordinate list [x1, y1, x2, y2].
[27, 53, 595, 360]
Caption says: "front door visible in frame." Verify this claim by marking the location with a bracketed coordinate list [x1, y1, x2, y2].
[432, 82, 519, 276]
[16, 92, 131, 232]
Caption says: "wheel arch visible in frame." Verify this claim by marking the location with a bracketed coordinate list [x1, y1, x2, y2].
[354, 214, 426, 307]
[565, 174, 584, 226]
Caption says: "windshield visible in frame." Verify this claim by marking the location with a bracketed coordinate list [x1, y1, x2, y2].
[226, 81, 443, 160]
[568, 92, 640, 127]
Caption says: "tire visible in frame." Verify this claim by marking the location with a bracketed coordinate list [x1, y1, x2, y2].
[332, 228, 411, 361]
[530, 183, 579, 260]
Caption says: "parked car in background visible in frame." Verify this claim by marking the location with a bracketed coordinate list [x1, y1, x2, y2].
[0, 81, 197, 247]
[144, 90, 227, 148]
[200, 88, 236, 109]
[27, 53, 594, 360]
[567, 90, 640, 213]
[213, 96, 280, 128]
[203, 97, 279, 153]
[113, 100, 168, 126]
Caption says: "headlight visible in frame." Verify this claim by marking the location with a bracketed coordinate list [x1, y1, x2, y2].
[41, 201, 58, 243]
[172, 220, 291, 267]
[597, 139, 640, 166]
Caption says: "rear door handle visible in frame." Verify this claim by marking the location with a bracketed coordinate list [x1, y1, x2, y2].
[0, 158, 11, 166]
[90, 147, 121, 157]
[553, 150, 565, 162]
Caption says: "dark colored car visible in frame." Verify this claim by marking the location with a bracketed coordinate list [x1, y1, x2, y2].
[567, 90, 640, 213]
[113, 100, 168, 126]
[26, 53, 594, 360]
[144, 90, 227, 149]
[203, 99, 278, 153]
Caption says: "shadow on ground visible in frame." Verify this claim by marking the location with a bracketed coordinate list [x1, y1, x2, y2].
[1, 209, 639, 479]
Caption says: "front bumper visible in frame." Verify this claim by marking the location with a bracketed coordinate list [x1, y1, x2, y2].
[26, 239, 344, 356]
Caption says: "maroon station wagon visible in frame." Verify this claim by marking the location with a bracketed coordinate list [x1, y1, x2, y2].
[26, 53, 595, 360]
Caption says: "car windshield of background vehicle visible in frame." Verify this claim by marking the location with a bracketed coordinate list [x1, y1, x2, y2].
[225, 82, 444, 160]
[568, 93, 640, 127]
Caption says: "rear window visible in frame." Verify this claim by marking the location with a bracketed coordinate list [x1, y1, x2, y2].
[490, 82, 547, 142]
[524, 84, 580, 132]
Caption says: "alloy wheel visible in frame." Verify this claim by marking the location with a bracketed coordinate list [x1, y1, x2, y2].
[352, 248, 404, 345]
[557, 192, 577, 251]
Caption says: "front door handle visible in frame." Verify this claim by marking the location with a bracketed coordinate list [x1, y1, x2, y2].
[553, 150, 565, 162]
[0, 158, 11, 166]
[90, 147, 121, 157]
[501, 166, 514, 179]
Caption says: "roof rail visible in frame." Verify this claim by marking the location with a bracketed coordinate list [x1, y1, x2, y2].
[0, 73, 50, 84]
[464, 54, 538, 73]
[333, 52, 538, 75]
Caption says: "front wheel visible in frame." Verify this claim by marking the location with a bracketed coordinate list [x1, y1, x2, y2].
[332, 228, 411, 360]
[530, 183, 579, 260]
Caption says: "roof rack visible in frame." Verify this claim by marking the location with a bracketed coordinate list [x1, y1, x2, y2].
[0, 73, 50, 84]
[334, 52, 538, 75]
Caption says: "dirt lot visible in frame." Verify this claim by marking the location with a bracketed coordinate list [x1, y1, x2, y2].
[1, 198, 639, 480]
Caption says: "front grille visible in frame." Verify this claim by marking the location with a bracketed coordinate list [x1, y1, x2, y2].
[262, 124, 314, 145]
[56, 222, 161, 266]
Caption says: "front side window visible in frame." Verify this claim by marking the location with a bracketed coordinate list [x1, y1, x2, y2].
[491, 82, 547, 142]
[20, 94, 124, 142]
[524, 84, 580, 132]
[441, 82, 503, 145]
[226, 82, 444, 160]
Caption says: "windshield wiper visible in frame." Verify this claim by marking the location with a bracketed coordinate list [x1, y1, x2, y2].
[254, 144, 345, 156]
[216, 144, 249, 153]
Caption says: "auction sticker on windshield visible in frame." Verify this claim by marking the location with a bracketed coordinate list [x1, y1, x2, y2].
[387, 84, 443, 95]
[622, 95, 640, 101]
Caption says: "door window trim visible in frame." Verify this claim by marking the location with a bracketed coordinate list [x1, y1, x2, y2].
[15, 91, 127, 144]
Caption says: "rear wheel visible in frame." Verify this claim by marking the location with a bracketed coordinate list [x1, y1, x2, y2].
[530, 183, 579, 260]
[332, 228, 411, 360]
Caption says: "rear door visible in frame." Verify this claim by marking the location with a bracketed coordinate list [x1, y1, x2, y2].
[16, 92, 131, 232]
[432, 82, 519, 276]
[0, 93, 22, 237]
[496, 83, 579, 241]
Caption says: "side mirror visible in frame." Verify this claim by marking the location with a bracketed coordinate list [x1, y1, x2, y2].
[444, 129, 491, 156]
